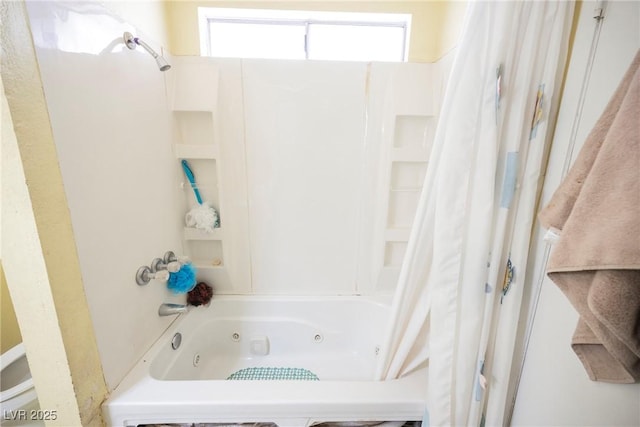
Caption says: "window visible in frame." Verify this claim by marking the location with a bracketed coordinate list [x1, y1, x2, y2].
[198, 8, 411, 62]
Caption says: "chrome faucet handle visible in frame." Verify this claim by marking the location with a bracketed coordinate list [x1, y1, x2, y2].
[137, 251, 189, 286]
[150, 270, 170, 281]
[167, 261, 181, 272]
[164, 251, 191, 266]
[151, 258, 165, 272]
[135, 266, 170, 286]
[151, 258, 181, 273]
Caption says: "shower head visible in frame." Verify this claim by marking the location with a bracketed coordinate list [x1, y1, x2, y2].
[155, 56, 171, 72]
[123, 32, 171, 71]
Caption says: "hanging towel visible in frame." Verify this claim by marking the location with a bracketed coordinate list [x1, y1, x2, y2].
[538, 50, 640, 383]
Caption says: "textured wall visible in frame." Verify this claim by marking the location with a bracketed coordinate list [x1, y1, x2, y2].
[0, 262, 21, 354]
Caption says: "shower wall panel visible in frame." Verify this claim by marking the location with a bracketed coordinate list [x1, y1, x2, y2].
[242, 60, 367, 295]
[167, 58, 445, 296]
[239, 60, 440, 295]
[25, 1, 181, 390]
[168, 57, 252, 294]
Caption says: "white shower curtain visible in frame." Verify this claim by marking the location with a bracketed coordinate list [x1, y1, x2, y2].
[375, 1, 574, 426]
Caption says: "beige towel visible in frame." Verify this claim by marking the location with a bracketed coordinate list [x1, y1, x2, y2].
[538, 50, 640, 383]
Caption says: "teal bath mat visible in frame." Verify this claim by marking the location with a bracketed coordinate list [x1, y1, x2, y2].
[226, 367, 319, 381]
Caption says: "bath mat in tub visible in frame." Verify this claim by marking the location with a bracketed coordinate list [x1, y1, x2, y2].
[226, 367, 319, 381]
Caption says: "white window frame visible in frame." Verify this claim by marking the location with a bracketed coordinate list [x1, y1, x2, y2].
[198, 8, 411, 61]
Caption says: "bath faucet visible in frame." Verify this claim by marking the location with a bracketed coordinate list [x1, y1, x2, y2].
[158, 303, 189, 317]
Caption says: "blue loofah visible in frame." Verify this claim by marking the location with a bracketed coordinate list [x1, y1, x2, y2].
[167, 263, 197, 294]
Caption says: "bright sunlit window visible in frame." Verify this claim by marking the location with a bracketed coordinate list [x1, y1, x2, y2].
[198, 8, 411, 62]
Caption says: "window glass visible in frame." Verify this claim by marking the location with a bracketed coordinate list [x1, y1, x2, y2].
[199, 8, 411, 62]
[307, 24, 406, 62]
[208, 21, 306, 59]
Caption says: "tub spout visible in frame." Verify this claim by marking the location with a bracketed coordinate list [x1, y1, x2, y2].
[158, 303, 189, 317]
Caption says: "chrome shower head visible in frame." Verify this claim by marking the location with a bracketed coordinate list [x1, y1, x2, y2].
[155, 56, 171, 72]
[123, 32, 171, 71]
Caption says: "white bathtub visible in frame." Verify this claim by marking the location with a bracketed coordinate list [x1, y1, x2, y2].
[103, 296, 427, 427]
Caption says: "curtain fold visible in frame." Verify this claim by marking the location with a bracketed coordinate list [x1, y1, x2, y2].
[375, 2, 574, 425]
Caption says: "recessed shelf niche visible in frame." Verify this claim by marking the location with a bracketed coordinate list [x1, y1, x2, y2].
[180, 159, 220, 211]
[387, 190, 421, 229]
[168, 58, 254, 295]
[393, 115, 434, 149]
[174, 111, 214, 144]
[384, 241, 408, 268]
[185, 240, 224, 269]
[374, 110, 435, 293]
[390, 162, 428, 190]
[183, 227, 224, 241]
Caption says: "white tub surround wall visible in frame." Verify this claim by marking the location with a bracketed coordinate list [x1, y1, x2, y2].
[100, 54, 450, 427]
[243, 60, 367, 295]
[169, 57, 252, 294]
[21, 0, 451, 395]
[361, 63, 439, 295]
[24, 0, 182, 391]
[169, 57, 445, 296]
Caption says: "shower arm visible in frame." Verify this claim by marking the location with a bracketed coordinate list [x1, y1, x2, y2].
[123, 32, 171, 71]
[124, 31, 159, 58]
[133, 37, 160, 59]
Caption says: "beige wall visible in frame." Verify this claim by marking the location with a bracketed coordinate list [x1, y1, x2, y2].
[165, 0, 467, 62]
[105, 0, 170, 48]
[438, 0, 467, 58]
[0, 98, 21, 353]
[1, 264, 22, 353]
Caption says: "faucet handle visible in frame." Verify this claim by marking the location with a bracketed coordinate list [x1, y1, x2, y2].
[135, 266, 169, 286]
[149, 270, 170, 281]
[167, 261, 181, 273]
[151, 258, 181, 273]
[137, 251, 192, 286]
[164, 251, 191, 265]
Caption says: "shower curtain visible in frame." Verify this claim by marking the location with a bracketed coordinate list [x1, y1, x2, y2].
[375, 1, 574, 426]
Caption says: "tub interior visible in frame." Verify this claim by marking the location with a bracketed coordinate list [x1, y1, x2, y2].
[104, 297, 428, 427]
[149, 297, 389, 382]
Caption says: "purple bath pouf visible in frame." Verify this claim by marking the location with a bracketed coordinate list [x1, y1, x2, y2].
[167, 263, 197, 294]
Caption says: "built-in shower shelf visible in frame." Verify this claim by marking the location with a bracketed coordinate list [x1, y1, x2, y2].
[192, 261, 228, 287]
[391, 148, 430, 162]
[173, 144, 218, 159]
[183, 227, 224, 241]
[192, 261, 225, 270]
[390, 186, 423, 192]
[384, 228, 411, 241]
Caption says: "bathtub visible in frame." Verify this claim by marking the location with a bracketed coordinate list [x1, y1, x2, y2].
[103, 296, 427, 427]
